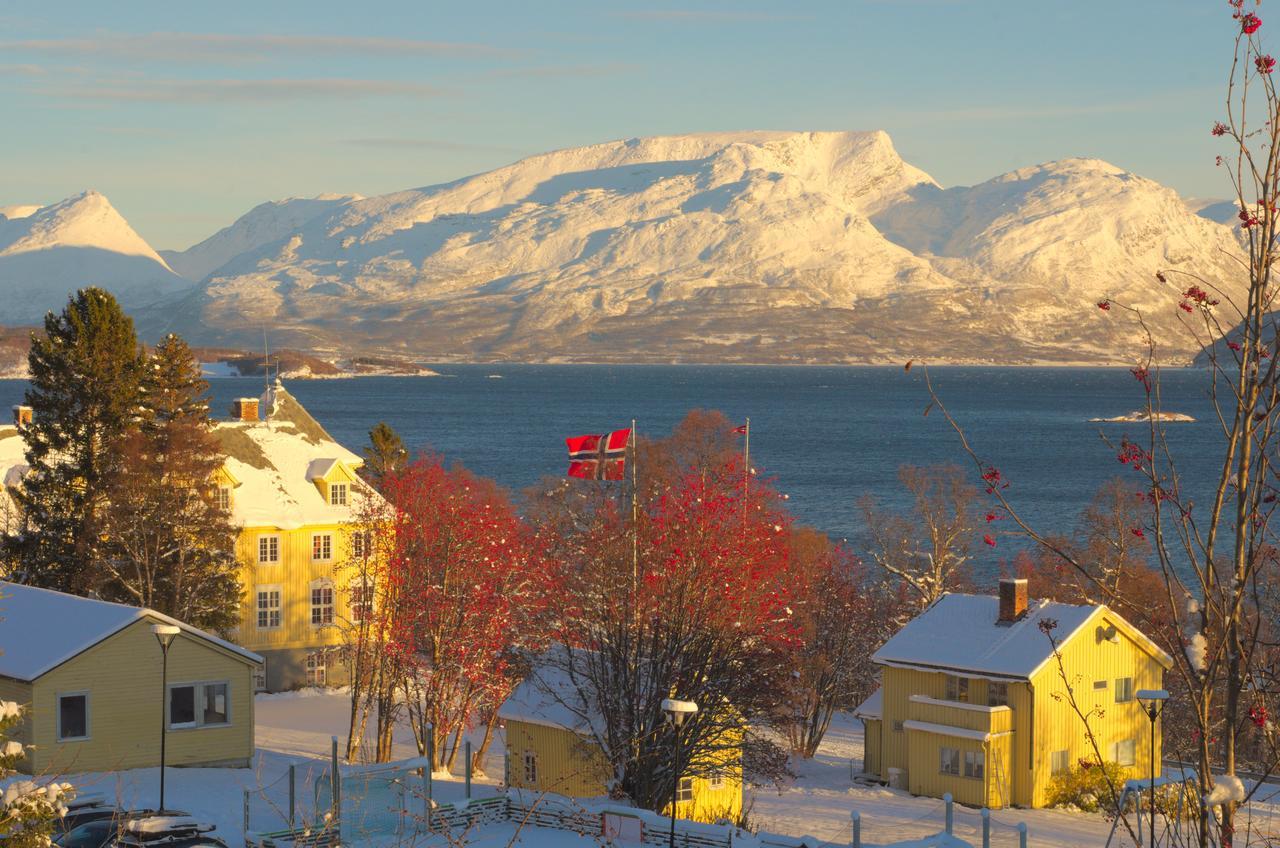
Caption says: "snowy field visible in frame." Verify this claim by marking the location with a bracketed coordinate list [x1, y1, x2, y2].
[26, 690, 1280, 847]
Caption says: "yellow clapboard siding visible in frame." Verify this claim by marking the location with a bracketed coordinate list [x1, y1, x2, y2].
[233, 523, 356, 654]
[504, 719, 743, 824]
[863, 719, 882, 777]
[25, 618, 255, 775]
[1028, 610, 1162, 808]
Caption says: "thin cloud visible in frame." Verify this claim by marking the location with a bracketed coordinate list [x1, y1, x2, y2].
[43, 78, 448, 103]
[1, 33, 517, 62]
[610, 10, 810, 22]
[0, 63, 46, 76]
[343, 137, 526, 154]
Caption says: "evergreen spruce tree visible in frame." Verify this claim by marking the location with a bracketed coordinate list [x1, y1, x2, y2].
[101, 334, 241, 631]
[363, 421, 407, 489]
[8, 288, 145, 592]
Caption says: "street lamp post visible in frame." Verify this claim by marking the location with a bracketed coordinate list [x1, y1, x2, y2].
[1137, 689, 1169, 848]
[661, 698, 698, 848]
[152, 624, 181, 813]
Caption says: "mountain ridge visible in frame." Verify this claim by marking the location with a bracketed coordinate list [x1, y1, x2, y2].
[2, 131, 1248, 364]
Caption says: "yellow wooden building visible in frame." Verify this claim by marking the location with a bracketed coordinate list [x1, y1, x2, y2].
[0, 384, 378, 692]
[0, 581, 261, 774]
[856, 578, 1172, 809]
[212, 381, 376, 691]
[499, 667, 744, 823]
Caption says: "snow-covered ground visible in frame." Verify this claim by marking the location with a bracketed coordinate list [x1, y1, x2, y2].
[25, 691, 1280, 847]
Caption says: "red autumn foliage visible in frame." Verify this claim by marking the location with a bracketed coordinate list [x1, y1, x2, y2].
[368, 455, 551, 770]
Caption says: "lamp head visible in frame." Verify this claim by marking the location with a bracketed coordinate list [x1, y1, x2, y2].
[1137, 688, 1169, 715]
[152, 623, 180, 649]
[661, 698, 698, 727]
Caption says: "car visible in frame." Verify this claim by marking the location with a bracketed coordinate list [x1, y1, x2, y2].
[56, 795, 121, 834]
[113, 815, 227, 848]
[54, 811, 193, 848]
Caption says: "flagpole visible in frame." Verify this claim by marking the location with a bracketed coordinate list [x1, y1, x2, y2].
[631, 418, 638, 615]
[743, 417, 750, 532]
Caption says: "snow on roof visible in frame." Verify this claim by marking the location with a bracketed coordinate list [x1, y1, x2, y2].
[854, 688, 882, 720]
[499, 662, 599, 736]
[871, 593, 1100, 680]
[211, 382, 374, 529]
[0, 382, 377, 533]
[0, 581, 261, 681]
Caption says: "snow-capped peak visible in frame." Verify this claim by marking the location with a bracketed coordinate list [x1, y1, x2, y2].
[0, 190, 169, 266]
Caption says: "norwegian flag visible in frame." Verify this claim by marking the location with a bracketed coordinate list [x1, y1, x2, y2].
[566, 428, 631, 480]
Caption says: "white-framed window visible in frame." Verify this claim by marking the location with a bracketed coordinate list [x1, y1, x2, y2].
[258, 534, 280, 564]
[349, 581, 374, 624]
[1111, 738, 1137, 767]
[312, 533, 333, 562]
[964, 750, 985, 779]
[351, 529, 372, 559]
[216, 487, 231, 511]
[939, 746, 961, 776]
[253, 661, 268, 693]
[945, 675, 969, 703]
[676, 777, 694, 803]
[1051, 750, 1070, 775]
[708, 770, 725, 790]
[988, 682, 1009, 707]
[330, 483, 348, 506]
[523, 750, 538, 785]
[57, 692, 90, 741]
[1093, 680, 1108, 691]
[1115, 677, 1135, 704]
[167, 681, 230, 729]
[256, 586, 282, 630]
[305, 651, 328, 686]
[311, 580, 335, 626]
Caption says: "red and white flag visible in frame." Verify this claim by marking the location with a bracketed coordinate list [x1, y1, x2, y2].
[732, 423, 748, 434]
[566, 428, 631, 480]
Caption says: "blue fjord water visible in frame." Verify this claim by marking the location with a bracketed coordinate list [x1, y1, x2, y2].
[0, 366, 1224, 578]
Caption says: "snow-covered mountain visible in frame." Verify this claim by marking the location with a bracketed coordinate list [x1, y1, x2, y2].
[0, 191, 191, 325]
[10, 132, 1249, 363]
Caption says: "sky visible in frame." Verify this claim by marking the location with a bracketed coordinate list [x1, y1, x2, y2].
[0, 0, 1240, 250]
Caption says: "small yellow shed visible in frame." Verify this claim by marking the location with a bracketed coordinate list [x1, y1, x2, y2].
[499, 667, 744, 824]
[0, 581, 261, 774]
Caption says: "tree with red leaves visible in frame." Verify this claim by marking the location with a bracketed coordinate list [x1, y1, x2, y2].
[343, 455, 549, 770]
[528, 413, 798, 816]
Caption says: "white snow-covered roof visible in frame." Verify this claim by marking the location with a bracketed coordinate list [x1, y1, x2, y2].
[0, 581, 261, 681]
[854, 688, 882, 720]
[0, 381, 377, 533]
[872, 593, 1103, 680]
[902, 719, 1009, 743]
[499, 663, 596, 734]
[211, 381, 373, 530]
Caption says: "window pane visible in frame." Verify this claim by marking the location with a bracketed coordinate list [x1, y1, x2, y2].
[59, 694, 87, 739]
[203, 683, 229, 725]
[170, 685, 196, 726]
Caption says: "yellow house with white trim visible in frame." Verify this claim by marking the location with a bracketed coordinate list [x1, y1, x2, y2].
[857, 578, 1172, 809]
[0, 383, 379, 693]
[0, 581, 261, 774]
[212, 381, 377, 691]
[499, 666, 744, 824]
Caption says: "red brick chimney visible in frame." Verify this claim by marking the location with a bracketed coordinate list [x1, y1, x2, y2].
[998, 578, 1028, 623]
[231, 398, 259, 422]
[12, 405, 31, 428]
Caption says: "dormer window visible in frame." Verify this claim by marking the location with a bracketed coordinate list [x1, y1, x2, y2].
[330, 483, 348, 506]
[217, 487, 231, 511]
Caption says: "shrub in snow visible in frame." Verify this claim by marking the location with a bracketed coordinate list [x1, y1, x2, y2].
[1204, 775, 1246, 807]
[1046, 760, 1132, 815]
[0, 700, 74, 847]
